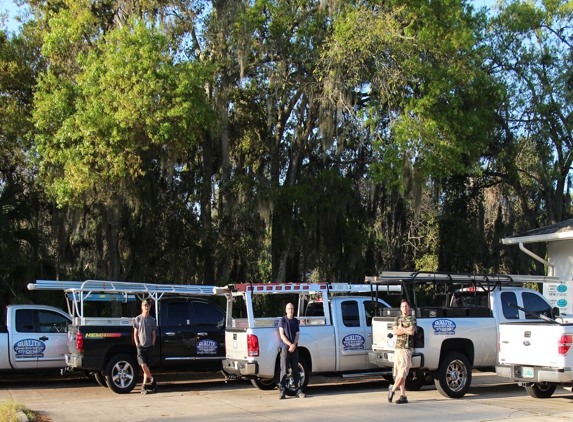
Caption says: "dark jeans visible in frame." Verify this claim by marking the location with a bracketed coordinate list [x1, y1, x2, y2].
[279, 347, 301, 394]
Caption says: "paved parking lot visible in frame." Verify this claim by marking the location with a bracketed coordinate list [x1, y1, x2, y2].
[1, 371, 573, 422]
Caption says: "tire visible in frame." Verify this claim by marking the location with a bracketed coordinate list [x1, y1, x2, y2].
[525, 383, 556, 399]
[251, 377, 277, 390]
[434, 351, 472, 398]
[283, 358, 309, 397]
[94, 370, 108, 387]
[405, 370, 426, 391]
[104, 353, 138, 394]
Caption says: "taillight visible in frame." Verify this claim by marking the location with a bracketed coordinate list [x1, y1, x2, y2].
[76, 332, 84, 352]
[558, 334, 572, 355]
[247, 334, 259, 357]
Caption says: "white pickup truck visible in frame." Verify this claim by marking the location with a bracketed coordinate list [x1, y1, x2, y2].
[495, 302, 573, 398]
[216, 282, 396, 395]
[0, 304, 71, 372]
[366, 271, 558, 398]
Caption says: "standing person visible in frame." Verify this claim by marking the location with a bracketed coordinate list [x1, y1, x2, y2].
[133, 299, 157, 394]
[388, 299, 416, 404]
[278, 303, 305, 399]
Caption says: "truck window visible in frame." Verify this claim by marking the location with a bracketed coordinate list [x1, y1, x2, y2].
[522, 292, 551, 319]
[15, 309, 35, 332]
[363, 300, 376, 327]
[38, 310, 69, 333]
[166, 302, 191, 326]
[500, 292, 519, 319]
[341, 301, 360, 327]
[192, 302, 224, 326]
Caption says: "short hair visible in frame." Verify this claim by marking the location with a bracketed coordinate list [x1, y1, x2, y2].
[400, 298, 410, 306]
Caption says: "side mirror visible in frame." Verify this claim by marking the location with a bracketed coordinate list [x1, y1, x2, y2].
[552, 307, 560, 319]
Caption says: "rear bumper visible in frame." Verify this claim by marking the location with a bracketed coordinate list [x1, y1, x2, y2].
[368, 351, 423, 368]
[222, 359, 259, 377]
[65, 354, 83, 368]
[496, 365, 572, 384]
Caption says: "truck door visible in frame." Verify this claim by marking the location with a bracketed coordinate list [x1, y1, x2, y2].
[161, 300, 225, 369]
[161, 300, 197, 369]
[36, 309, 70, 368]
[190, 301, 226, 369]
[10, 308, 70, 369]
[335, 299, 376, 371]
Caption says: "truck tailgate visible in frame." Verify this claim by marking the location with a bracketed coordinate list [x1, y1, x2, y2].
[498, 322, 569, 368]
[225, 328, 249, 359]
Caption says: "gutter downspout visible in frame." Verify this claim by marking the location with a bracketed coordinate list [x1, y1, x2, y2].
[518, 242, 555, 276]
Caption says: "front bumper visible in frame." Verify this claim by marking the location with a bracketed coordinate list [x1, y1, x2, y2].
[496, 365, 572, 384]
[222, 358, 259, 377]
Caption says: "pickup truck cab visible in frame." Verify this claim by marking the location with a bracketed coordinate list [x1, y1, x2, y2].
[0, 304, 71, 371]
[28, 280, 225, 394]
[496, 302, 573, 398]
[367, 271, 558, 398]
[216, 282, 395, 395]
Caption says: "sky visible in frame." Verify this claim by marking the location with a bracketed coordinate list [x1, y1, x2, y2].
[2, 0, 500, 34]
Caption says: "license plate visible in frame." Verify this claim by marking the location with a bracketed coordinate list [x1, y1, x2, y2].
[522, 367, 534, 378]
[387, 352, 394, 362]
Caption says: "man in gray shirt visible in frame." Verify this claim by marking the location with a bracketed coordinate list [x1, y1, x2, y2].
[133, 299, 157, 393]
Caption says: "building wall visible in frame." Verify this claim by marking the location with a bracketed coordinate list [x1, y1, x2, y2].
[547, 240, 573, 313]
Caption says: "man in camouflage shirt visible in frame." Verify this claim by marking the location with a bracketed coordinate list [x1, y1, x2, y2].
[388, 299, 416, 404]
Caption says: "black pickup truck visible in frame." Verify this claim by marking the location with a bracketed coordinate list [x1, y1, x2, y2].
[66, 296, 225, 393]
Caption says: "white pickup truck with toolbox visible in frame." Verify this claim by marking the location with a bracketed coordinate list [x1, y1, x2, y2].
[366, 271, 558, 398]
[1, 304, 72, 372]
[216, 282, 396, 395]
[495, 300, 573, 398]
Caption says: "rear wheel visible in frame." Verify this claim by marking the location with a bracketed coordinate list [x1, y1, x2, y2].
[93, 370, 108, 387]
[283, 358, 309, 396]
[434, 351, 471, 398]
[525, 383, 556, 398]
[104, 353, 138, 394]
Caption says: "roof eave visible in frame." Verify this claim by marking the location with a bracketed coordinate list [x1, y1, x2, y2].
[502, 232, 573, 245]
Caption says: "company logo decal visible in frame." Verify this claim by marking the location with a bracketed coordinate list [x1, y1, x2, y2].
[523, 341, 531, 346]
[432, 319, 456, 335]
[85, 333, 122, 339]
[342, 334, 365, 350]
[14, 339, 46, 358]
[197, 339, 219, 355]
[557, 299, 568, 307]
[557, 285, 568, 293]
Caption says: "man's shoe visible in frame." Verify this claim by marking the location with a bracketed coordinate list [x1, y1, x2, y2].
[296, 391, 306, 398]
[387, 384, 394, 403]
[151, 378, 158, 393]
[396, 395, 408, 404]
[141, 387, 148, 394]
[279, 393, 285, 400]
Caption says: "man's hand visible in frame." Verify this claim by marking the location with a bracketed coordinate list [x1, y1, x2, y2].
[288, 343, 296, 352]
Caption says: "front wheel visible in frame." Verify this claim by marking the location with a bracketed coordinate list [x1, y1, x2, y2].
[525, 383, 556, 398]
[434, 351, 472, 398]
[405, 370, 427, 391]
[104, 353, 138, 394]
[251, 377, 277, 390]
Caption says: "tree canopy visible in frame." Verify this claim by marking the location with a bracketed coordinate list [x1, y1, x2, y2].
[1, 0, 571, 305]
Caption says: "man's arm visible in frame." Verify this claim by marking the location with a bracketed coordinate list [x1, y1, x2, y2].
[152, 329, 156, 346]
[133, 327, 140, 347]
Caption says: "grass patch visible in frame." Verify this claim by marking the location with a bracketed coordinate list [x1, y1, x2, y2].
[0, 400, 51, 422]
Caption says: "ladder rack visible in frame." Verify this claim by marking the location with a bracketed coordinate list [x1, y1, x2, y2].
[214, 282, 402, 296]
[28, 279, 219, 323]
[366, 271, 561, 285]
